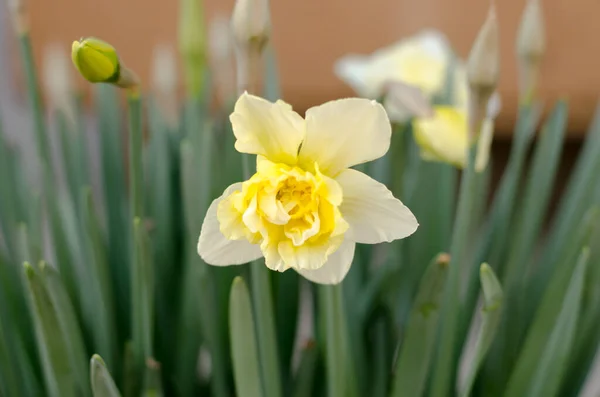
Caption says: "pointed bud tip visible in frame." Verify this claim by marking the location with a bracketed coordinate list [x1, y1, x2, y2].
[436, 253, 451, 267]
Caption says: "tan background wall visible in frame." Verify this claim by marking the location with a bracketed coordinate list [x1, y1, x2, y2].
[19, 0, 600, 137]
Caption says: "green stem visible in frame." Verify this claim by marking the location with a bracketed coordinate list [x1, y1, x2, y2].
[128, 94, 144, 219]
[430, 146, 478, 397]
[322, 284, 349, 397]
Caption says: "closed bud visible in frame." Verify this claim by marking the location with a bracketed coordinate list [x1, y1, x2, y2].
[178, 0, 206, 97]
[516, 0, 545, 103]
[516, 0, 545, 62]
[8, 0, 28, 34]
[467, 6, 500, 138]
[71, 37, 139, 89]
[467, 6, 500, 94]
[231, 0, 271, 52]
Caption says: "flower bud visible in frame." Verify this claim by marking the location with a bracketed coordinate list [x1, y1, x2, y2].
[467, 6, 500, 138]
[8, 0, 28, 34]
[467, 6, 500, 95]
[71, 37, 139, 89]
[178, 0, 206, 98]
[231, 0, 271, 53]
[516, 0, 545, 103]
[231, 0, 271, 95]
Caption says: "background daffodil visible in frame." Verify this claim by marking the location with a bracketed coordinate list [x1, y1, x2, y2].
[198, 93, 419, 284]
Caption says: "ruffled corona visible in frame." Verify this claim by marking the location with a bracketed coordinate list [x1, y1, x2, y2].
[198, 93, 419, 284]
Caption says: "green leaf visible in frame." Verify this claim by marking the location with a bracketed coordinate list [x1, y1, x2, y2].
[458, 264, 503, 397]
[430, 144, 478, 397]
[504, 211, 597, 397]
[250, 263, 282, 397]
[81, 188, 118, 371]
[90, 355, 122, 397]
[391, 253, 450, 397]
[292, 342, 318, 397]
[23, 262, 85, 397]
[506, 248, 589, 397]
[95, 84, 129, 337]
[131, 218, 154, 384]
[229, 277, 263, 397]
[320, 283, 355, 397]
[142, 359, 164, 397]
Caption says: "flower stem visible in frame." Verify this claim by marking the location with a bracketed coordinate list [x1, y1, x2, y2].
[128, 93, 144, 219]
[430, 145, 478, 397]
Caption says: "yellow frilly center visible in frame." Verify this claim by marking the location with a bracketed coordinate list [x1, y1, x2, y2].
[217, 157, 348, 271]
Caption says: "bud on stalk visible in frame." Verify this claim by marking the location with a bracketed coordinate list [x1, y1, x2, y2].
[466, 5, 500, 140]
[231, 0, 271, 95]
[516, 0, 545, 104]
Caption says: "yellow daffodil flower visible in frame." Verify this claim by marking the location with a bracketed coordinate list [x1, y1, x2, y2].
[413, 106, 494, 172]
[412, 64, 501, 172]
[197, 93, 419, 284]
[334, 30, 451, 121]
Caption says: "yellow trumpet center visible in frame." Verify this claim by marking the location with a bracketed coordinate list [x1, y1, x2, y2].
[217, 158, 348, 270]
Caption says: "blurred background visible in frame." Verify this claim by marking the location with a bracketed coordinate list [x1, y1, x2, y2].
[1, 0, 596, 207]
[1, 0, 599, 136]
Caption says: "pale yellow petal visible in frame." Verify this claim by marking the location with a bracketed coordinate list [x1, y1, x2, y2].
[198, 183, 263, 265]
[295, 239, 355, 285]
[299, 98, 391, 175]
[336, 169, 418, 244]
[230, 92, 304, 164]
[413, 106, 468, 167]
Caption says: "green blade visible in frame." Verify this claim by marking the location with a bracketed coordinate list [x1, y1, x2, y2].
[458, 264, 503, 397]
[90, 355, 122, 397]
[391, 253, 450, 397]
[229, 277, 263, 397]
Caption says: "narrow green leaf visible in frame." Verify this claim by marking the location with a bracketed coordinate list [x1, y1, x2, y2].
[275, 269, 300, 384]
[321, 284, 354, 397]
[91, 355, 122, 397]
[229, 277, 263, 397]
[502, 100, 568, 287]
[292, 342, 318, 397]
[82, 188, 118, 371]
[142, 359, 164, 397]
[504, 211, 597, 396]
[250, 263, 282, 397]
[95, 84, 129, 338]
[132, 218, 154, 382]
[458, 264, 503, 397]
[23, 262, 80, 397]
[430, 145, 477, 397]
[507, 249, 589, 397]
[40, 265, 89, 395]
[128, 94, 144, 219]
[391, 253, 450, 397]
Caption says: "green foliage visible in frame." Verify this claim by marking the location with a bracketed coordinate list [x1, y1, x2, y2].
[1, 20, 599, 397]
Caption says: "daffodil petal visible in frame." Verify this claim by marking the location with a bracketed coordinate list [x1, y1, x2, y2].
[334, 54, 382, 98]
[198, 183, 263, 265]
[336, 169, 418, 244]
[299, 98, 391, 175]
[295, 239, 355, 285]
[230, 92, 304, 164]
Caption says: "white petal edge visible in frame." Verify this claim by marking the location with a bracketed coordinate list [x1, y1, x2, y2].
[336, 169, 419, 244]
[229, 92, 305, 164]
[197, 182, 263, 266]
[299, 98, 391, 175]
[295, 239, 355, 285]
[333, 54, 381, 98]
